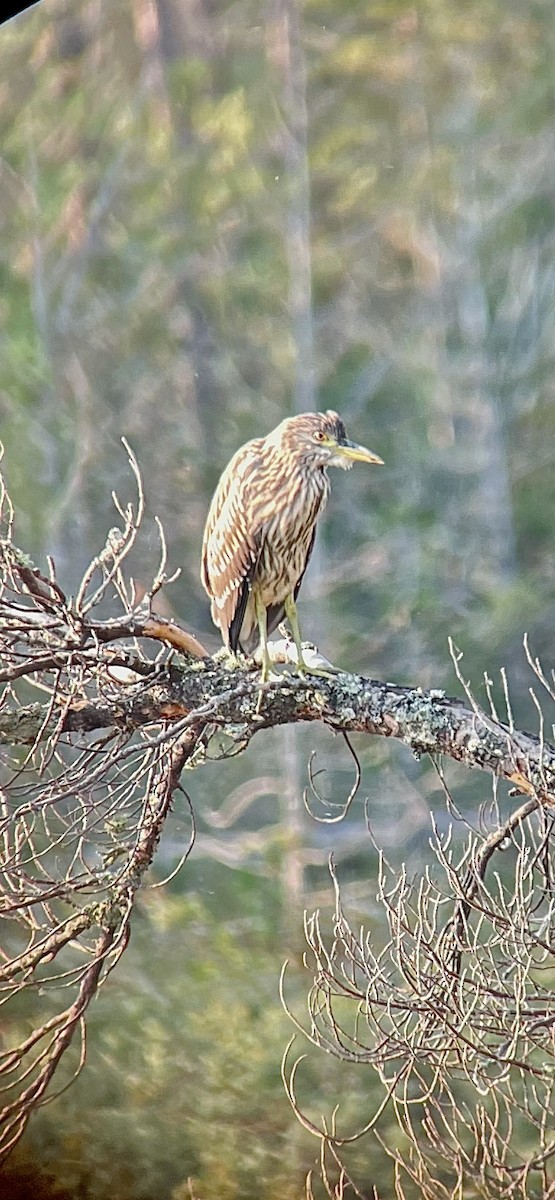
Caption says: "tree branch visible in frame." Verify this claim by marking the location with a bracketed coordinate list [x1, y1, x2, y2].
[1, 664, 551, 805]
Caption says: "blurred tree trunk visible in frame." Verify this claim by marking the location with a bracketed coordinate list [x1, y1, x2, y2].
[267, 0, 315, 414]
[266, 0, 320, 931]
[452, 216, 516, 586]
[155, 0, 212, 61]
[430, 95, 516, 598]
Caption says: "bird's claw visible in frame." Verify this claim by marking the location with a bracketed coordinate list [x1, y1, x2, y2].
[213, 648, 253, 672]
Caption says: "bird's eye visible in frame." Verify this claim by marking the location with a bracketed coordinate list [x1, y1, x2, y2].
[313, 431, 326, 442]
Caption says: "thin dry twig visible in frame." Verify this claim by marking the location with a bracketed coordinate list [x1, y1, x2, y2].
[282, 772, 555, 1199]
[0, 452, 203, 1160]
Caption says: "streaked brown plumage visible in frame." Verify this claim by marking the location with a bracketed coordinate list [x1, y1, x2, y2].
[201, 410, 383, 677]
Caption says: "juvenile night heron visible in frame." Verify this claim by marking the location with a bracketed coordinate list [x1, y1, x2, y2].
[201, 410, 383, 680]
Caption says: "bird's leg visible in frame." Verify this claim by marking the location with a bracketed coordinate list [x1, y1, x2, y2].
[253, 591, 271, 681]
[283, 594, 340, 677]
[253, 590, 273, 713]
[283, 593, 309, 674]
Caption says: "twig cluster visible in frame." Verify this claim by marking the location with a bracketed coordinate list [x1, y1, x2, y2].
[282, 782, 555, 1199]
[0, 447, 198, 1158]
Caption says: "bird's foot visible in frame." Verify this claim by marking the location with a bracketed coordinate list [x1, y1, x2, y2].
[254, 655, 275, 714]
[213, 647, 252, 672]
[213, 648, 273, 713]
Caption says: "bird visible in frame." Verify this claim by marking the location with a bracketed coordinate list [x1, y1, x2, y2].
[201, 410, 383, 681]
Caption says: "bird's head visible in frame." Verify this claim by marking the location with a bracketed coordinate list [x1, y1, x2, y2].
[268, 410, 384, 472]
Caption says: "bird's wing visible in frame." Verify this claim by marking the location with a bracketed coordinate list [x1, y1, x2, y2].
[201, 439, 263, 651]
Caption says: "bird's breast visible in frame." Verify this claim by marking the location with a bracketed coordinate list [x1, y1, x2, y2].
[253, 468, 329, 603]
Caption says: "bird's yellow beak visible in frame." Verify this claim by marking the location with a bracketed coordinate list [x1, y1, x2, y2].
[336, 439, 384, 465]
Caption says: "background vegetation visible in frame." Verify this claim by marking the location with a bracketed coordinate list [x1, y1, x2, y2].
[1, 0, 555, 1195]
